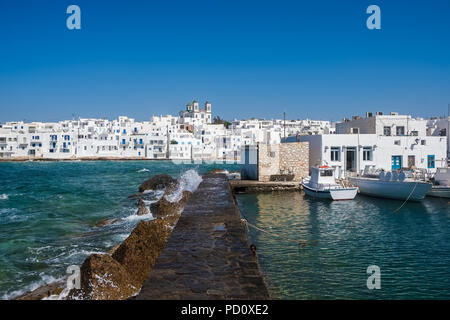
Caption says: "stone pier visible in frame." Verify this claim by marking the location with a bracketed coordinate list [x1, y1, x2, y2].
[136, 173, 269, 300]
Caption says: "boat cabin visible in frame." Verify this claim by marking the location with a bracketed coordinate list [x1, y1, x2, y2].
[311, 166, 336, 185]
[434, 168, 450, 185]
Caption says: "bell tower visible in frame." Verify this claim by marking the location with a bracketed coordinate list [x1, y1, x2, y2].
[193, 100, 199, 112]
[205, 101, 211, 113]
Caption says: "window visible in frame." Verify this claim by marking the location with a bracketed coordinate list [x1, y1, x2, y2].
[394, 140, 401, 146]
[411, 131, 418, 136]
[351, 128, 360, 134]
[330, 147, 340, 162]
[396, 126, 405, 136]
[427, 155, 435, 169]
[383, 126, 391, 136]
[320, 170, 333, 177]
[363, 147, 372, 161]
[421, 140, 426, 145]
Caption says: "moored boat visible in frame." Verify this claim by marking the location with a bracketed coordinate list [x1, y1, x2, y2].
[427, 167, 450, 198]
[302, 166, 358, 200]
[349, 171, 432, 201]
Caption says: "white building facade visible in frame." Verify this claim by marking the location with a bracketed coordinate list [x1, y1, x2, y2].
[1, 100, 332, 161]
[294, 112, 448, 177]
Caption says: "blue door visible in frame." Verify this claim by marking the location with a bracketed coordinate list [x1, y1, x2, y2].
[392, 156, 402, 170]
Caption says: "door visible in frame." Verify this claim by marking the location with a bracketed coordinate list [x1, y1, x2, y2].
[408, 155, 415, 168]
[392, 155, 402, 170]
[346, 148, 356, 172]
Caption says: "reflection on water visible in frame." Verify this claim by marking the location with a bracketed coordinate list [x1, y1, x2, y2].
[236, 192, 450, 299]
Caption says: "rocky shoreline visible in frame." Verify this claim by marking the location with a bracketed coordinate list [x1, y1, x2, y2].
[15, 173, 194, 300]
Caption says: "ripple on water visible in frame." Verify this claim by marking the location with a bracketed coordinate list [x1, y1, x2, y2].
[0, 161, 241, 299]
[236, 192, 450, 299]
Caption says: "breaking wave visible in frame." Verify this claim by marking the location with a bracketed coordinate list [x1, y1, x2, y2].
[1, 274, 64, 300]
[0, 194, 8, 200]
[165, 169, 202, 203]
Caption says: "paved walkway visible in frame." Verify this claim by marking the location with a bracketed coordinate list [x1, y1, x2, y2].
[136, 173, 269, 300]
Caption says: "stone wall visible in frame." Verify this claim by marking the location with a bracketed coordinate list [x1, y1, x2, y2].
[257, 142, 309, 182]
[257, 144, 280, 181]
[279, 142, 309, 181]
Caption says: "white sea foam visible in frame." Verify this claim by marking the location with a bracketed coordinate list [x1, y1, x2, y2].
[0, 194, 8, 200]
[123, 212, 154, 222]
[65, 249, 105, 260]
[2, 274, 64, 300]
[138, 168, 150, 173]
[165, 169, 203, 203]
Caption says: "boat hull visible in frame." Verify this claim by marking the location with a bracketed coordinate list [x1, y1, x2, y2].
[349, 178, 431, 201]
[427, 186, 450, 198]
[302, 183, 357, 200]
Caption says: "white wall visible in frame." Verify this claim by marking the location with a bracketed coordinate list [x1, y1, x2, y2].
[298, 134, 447, 177]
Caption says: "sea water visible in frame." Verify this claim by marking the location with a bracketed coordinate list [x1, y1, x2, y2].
[0, 161, 239, 299]
[2, 161, 449, 300]
[236, 192, 450, 299]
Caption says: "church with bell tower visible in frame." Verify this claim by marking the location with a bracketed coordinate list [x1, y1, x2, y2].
[180, 100, 212, 125]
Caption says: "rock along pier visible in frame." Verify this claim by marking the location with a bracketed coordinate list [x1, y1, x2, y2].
[136, 173, 269, 300]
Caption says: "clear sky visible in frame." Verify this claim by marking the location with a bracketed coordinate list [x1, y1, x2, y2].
[0, 0, 449, 123]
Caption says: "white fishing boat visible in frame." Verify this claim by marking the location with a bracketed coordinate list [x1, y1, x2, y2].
[302, 166, 358, 200]
[349, 170, 432, 202]
[427, 167, 450, 198]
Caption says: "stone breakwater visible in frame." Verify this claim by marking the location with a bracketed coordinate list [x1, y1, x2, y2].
[15, 173, 191, 300]
[67, 174, 193, 300]
[135, 173, 270, 300]
[15, 171, 269, 300]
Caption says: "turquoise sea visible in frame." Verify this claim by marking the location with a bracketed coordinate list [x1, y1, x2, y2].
[236, 192, 450, 299]
[0, 161, 239, 299]
[1, 161, 449, 299]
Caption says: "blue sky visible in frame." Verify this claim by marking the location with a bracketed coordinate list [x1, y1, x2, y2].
[0, 0, 449, 123]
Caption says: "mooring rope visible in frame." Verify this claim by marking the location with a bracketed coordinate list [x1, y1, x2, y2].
[240, 218, 317, 247]
[393, 181, 418, 213]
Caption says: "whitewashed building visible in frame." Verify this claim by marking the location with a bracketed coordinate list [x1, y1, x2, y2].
[292, 112, 448, 177]
[427, 117, 450, 158]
